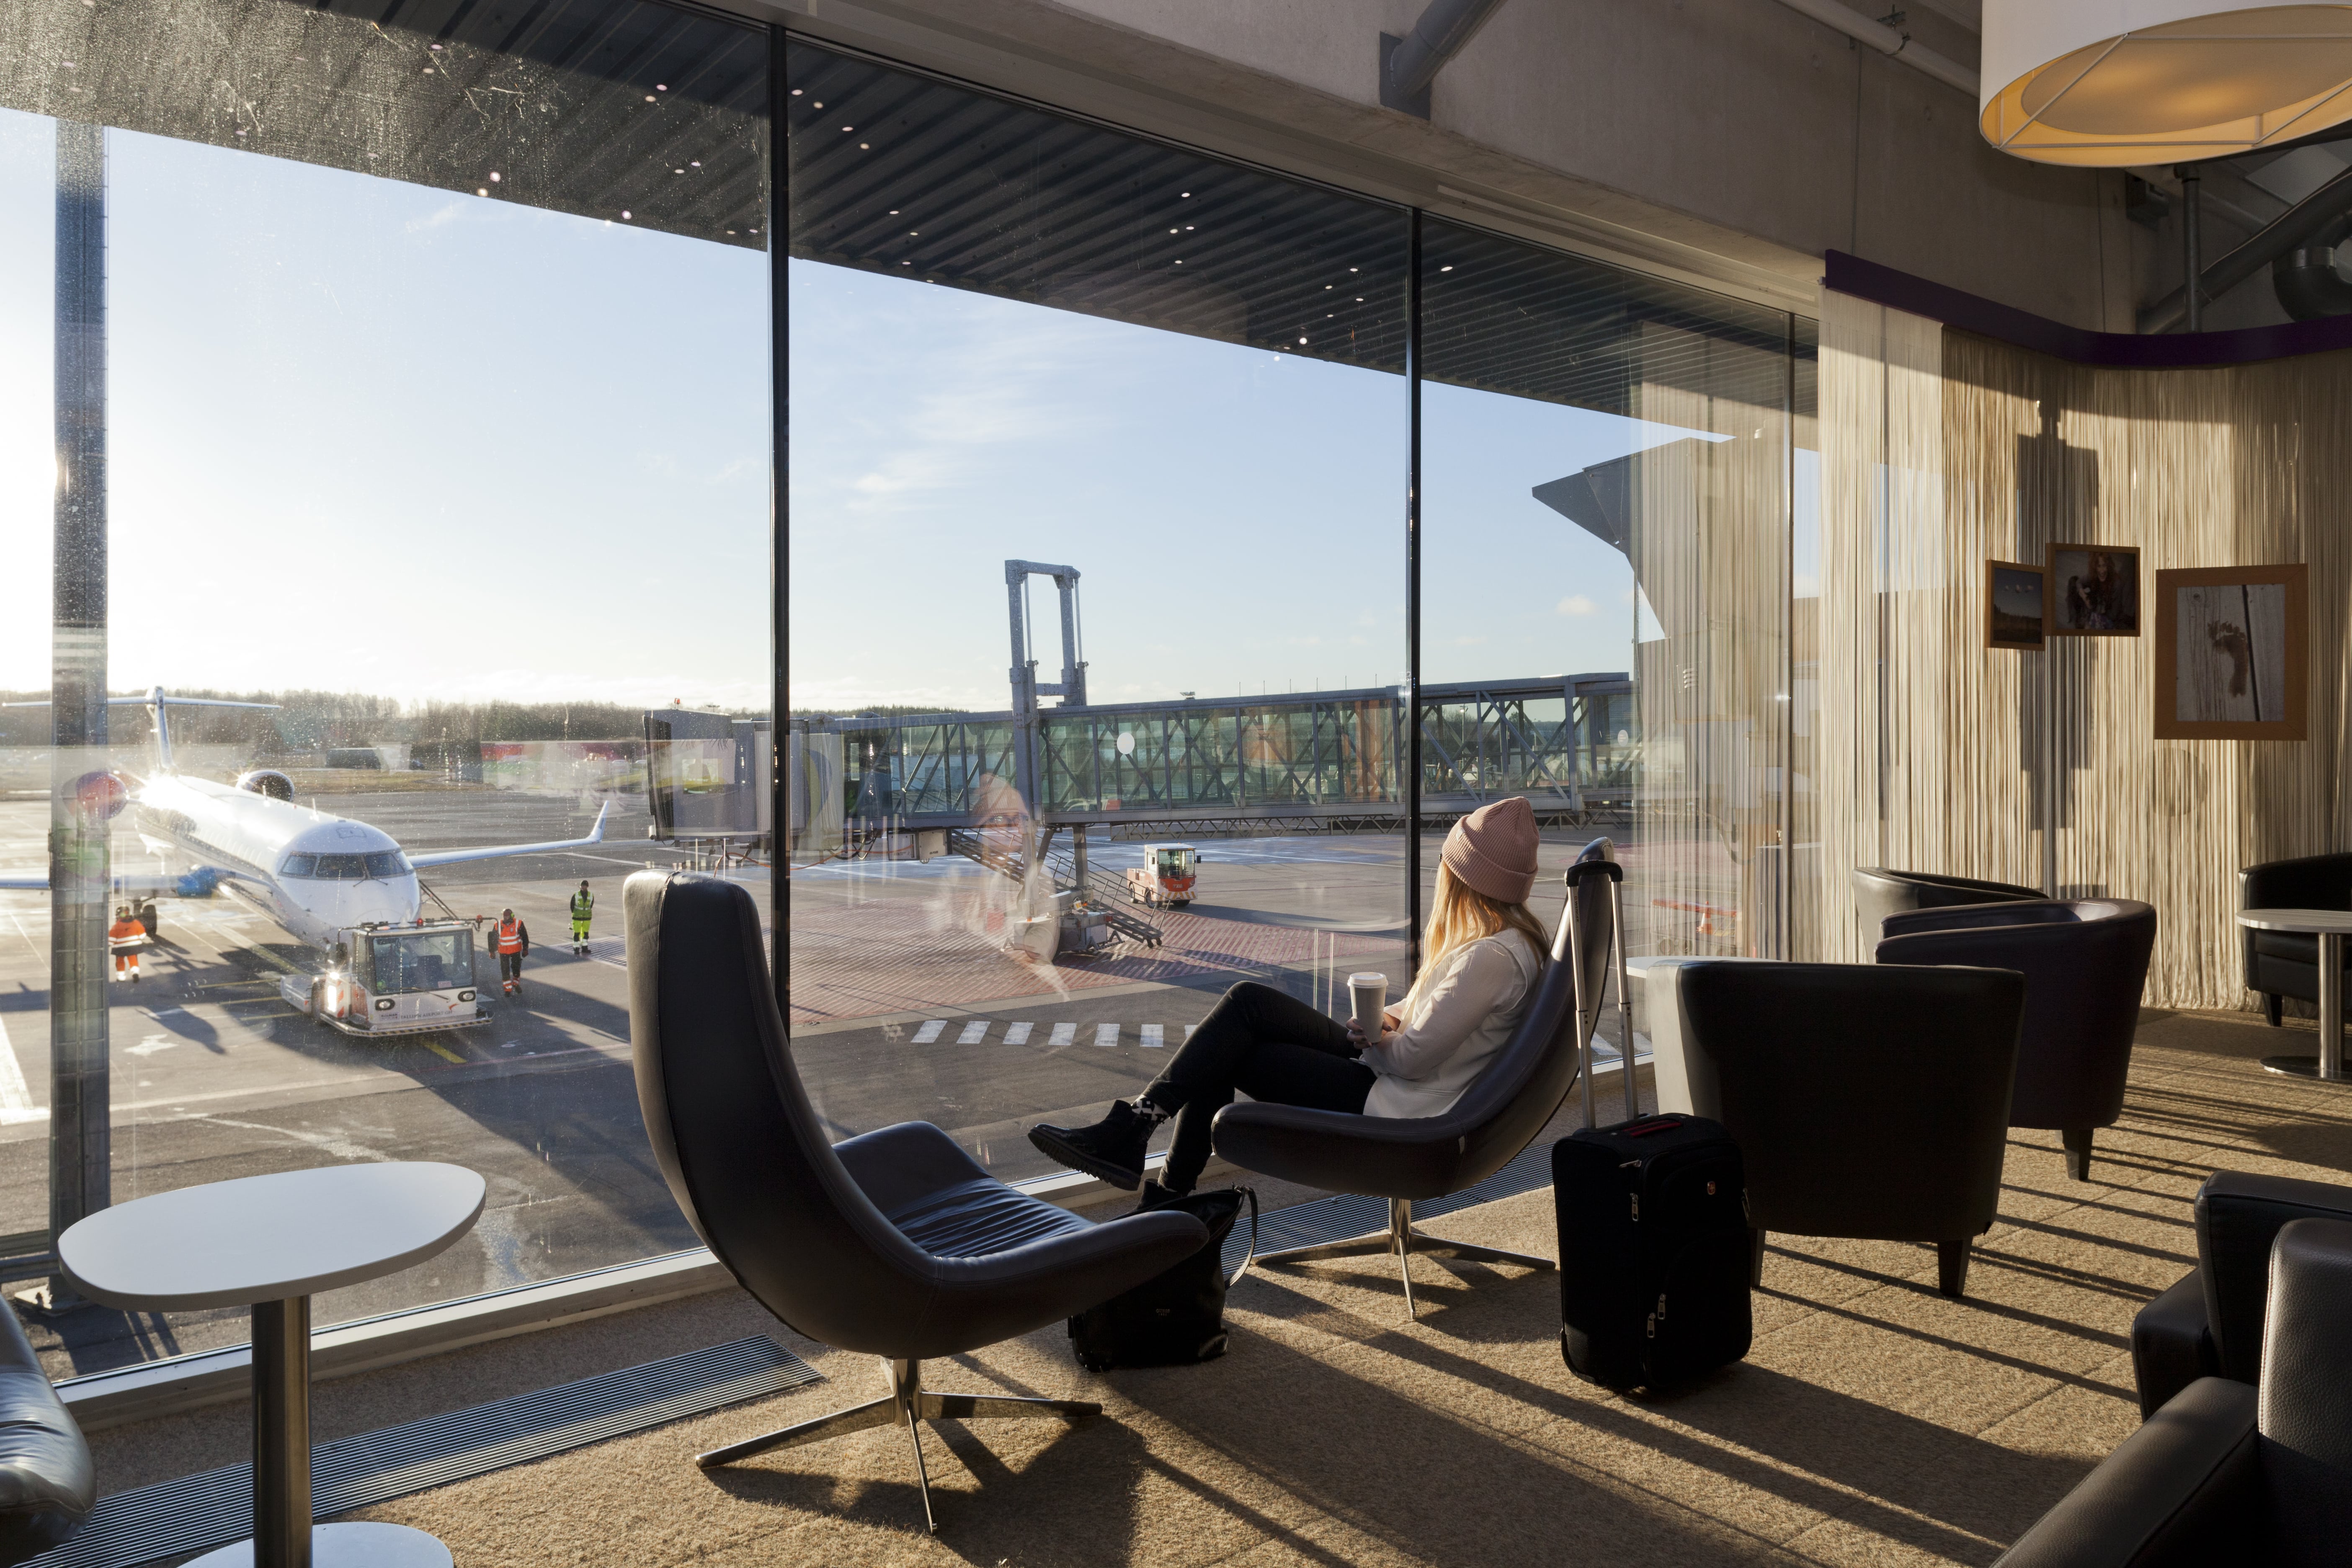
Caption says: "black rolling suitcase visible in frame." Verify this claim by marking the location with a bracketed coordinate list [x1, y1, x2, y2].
[1554, 1113, 1751, 1393]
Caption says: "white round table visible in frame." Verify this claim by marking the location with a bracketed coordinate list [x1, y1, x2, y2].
[2235, 909, 2352, 1083]
[60, 1163, 485, 1568]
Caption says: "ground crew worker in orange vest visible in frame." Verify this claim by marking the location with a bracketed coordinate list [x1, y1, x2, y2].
[109, 905, 144, 983]
[493, 908, 530, 996]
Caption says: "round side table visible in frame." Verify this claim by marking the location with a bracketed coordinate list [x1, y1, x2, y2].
[2235, 909, 2352, 1083]
[60, 1162, 486, 1568]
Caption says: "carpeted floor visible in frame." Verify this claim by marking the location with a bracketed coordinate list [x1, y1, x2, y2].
[104, 1008, 2352, 1566]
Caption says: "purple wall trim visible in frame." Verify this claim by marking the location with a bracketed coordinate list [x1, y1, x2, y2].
[1823, 250, 2352, 368]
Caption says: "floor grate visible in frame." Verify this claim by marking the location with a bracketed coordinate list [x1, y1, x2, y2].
[33, 1335, 821, 1568]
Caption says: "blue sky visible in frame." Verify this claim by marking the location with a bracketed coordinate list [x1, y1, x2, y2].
[0, 109, 771, 708]
[787, 261, 1711, 715]
[0, 106, 1809, 722]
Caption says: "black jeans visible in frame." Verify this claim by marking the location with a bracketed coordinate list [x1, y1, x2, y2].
[1146, 981, 1375, 1194]
[499, 952, 523, 985]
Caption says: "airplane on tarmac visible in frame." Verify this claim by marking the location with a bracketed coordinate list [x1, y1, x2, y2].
[0, 689, 610, 953]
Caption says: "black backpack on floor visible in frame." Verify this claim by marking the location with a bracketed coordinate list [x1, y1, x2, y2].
[1555, 1114, 1751, 1393]
[1069, 1187, 1256, 1371]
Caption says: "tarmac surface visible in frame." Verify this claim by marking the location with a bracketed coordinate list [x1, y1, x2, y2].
[0, 782, 1687, 1380]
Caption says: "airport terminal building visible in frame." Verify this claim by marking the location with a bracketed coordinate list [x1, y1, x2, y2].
[6, 1, 2352, 1563]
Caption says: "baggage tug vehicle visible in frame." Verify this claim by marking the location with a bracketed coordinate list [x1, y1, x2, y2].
[280, 917, 490, 1037]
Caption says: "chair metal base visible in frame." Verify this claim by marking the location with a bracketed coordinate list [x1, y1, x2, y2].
[1239, 1197, 1553, 1318]
[695, 1357, 1099, 1533]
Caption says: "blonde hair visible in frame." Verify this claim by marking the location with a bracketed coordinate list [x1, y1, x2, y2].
[1402, 863, 1549, 1011]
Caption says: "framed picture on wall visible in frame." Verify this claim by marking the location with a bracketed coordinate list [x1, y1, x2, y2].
[2047, 544, 2142, 636]
[1985, 560, 2047, 650]
[2154, 564, 2308, 740]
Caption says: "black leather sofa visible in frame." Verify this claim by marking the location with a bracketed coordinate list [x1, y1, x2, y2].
[2240, 852, 2352, 1025]
[2132, 1171, 2352, 1419]
[1876, 899, 2156, 1181]
[0, 1299, 92, 1561]
[1995, 1215, 2352, 1568]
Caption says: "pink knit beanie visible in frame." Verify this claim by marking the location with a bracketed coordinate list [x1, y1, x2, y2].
[1441, 797, 1539, 905]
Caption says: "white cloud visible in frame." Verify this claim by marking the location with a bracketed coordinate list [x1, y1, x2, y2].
[1557, 594, 1596, 616]
[403, 201, 467, 234]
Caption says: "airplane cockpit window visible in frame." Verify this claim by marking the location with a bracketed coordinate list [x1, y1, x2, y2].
[313, 854, 370, 879]
[365, 851, 409, 878]
[280, 854, 317, 878]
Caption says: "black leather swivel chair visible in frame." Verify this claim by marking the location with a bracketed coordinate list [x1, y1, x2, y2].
[2131, 1171, 2352, 1419]
[1850, 867, 2043, 944]
[0, 1304, 91, 1563]
[1875, 899, 2156, 1181]
[1648, 960, 2024, 1297]
[626, 872, 1207, 1532]
[2240, 852, 2352, 1026]
[1995, 1216, 2352, 1568]
[1209, 840, 1619, 1318]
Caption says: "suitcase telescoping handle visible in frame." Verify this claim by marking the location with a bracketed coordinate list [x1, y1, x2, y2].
[1561, 860, 1632, 1130]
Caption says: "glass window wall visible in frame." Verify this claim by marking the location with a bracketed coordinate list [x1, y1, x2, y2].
[0, 3, 1820, 1379]
[0, 0, 768, 1375]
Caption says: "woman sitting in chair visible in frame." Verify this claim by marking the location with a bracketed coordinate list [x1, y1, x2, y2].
[1028, 796, 1548, 1200]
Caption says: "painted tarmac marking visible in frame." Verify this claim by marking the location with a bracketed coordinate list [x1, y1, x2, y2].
[956, 1020, 988, 1044]
[0, 1014, 43, 1124]
[912, 1020, 946, 1044]
[1094, 1024, 1119, 1047]
[1003, 1022, 1033, 1044]
[1049, 1022, 1076, 1047]
[1140, 1024, 1164, 1048]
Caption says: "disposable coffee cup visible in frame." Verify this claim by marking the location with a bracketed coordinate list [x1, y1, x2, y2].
[1348, 972, 1389, 1037]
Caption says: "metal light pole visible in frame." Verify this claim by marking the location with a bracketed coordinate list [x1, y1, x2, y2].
[43, 119, 111, 1310]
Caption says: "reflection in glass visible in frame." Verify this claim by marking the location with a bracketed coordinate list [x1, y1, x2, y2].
[785, 41, 1410, 1184]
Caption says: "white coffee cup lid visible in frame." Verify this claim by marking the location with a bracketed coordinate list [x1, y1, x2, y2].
[1348, 972, 1387, 985]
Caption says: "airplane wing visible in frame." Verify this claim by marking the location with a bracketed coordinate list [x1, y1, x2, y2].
[0, 867, 236, 897]
[406, 800, 613, 870]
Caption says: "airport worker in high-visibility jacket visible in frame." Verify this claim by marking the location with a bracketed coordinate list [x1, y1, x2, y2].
[570, 881, 594, 956]
[494, 908, 530, 996]
[108, 905, 144, 983]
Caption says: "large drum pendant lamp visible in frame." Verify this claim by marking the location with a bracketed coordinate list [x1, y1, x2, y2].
[1982, 3, 2352, 165]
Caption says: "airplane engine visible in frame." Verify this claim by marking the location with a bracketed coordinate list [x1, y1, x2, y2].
[237, 769, 296, 801]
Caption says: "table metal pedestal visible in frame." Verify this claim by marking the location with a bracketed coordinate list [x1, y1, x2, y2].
[183, 1297, 451, 1568]
[2262, 928, 2349, 1085]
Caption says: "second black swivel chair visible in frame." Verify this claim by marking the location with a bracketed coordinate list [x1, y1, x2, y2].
[627, 871, 1208, 1532]
[1209, 839, 1619, 1318]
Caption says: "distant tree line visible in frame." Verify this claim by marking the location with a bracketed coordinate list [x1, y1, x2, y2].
[789, 705, 969, 720]
[0, 690, 767, 753]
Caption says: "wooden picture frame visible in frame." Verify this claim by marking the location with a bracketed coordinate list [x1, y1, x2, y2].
[1985, 560, 2046, 651]
[2046, 544, 2142, 636]
[2154, 564, 2308, 740]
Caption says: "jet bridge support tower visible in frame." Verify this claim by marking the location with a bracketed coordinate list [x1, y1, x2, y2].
[1005, 560, 1088, 879]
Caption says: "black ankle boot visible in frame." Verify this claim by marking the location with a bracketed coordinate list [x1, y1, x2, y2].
[1027, 1101, 1156, 1190]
